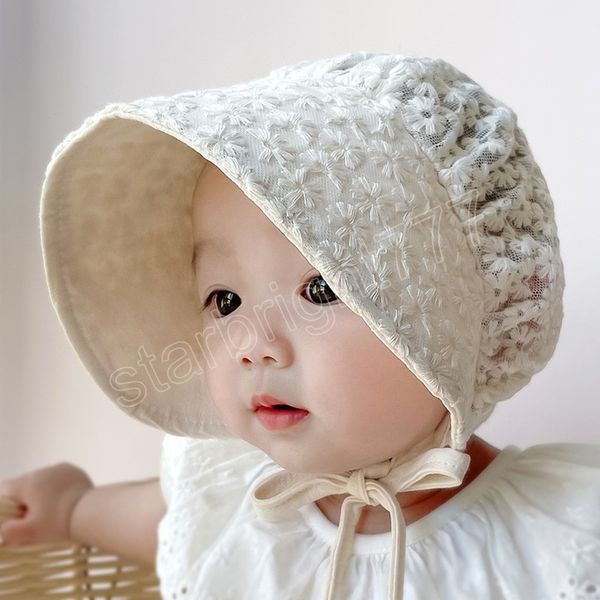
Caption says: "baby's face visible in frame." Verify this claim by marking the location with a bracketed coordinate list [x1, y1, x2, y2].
[192, 161, 447, 474]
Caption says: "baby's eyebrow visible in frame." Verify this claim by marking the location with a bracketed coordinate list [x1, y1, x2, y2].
[191, 238, 230, 272]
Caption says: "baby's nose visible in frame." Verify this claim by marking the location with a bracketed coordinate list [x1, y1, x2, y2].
[237, 329, 294, 369]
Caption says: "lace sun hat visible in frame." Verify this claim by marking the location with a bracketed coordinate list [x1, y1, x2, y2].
[39, 52, 565, 599]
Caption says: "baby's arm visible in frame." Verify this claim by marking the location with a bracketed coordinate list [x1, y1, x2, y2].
[0, 462, 166, 570]
[70, 476, 166, 569]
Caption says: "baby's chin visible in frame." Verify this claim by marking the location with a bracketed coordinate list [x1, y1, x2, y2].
[232, 425, 392, 474]
[259, 446, 372, 475]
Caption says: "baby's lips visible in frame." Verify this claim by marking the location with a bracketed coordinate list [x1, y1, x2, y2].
[251, 393, 307, 411]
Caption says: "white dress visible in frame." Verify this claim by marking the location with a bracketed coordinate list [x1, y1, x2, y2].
[156, 436, 600, 600]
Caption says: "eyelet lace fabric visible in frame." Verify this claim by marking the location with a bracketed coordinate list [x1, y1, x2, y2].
[157, 436, 600, 600]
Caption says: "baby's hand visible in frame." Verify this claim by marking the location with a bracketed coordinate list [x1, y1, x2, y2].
[0, 462, 94, 546]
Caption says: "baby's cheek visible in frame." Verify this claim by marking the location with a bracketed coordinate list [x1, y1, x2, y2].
[199, 339, 233, 404]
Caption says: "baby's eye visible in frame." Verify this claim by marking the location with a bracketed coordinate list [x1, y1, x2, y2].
[204, 290, 241, 318]
[203, 274, 339, 319]
[301, 275, 340, 306]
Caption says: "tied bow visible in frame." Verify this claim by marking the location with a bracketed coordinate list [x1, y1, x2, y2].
[251, 445, 470, 600]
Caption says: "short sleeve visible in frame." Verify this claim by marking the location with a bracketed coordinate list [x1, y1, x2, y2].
[158, 433, 269, 506]
[504, 442, 600, 592]
[156, 434, 276, 598]
[512, 442, 600, 519]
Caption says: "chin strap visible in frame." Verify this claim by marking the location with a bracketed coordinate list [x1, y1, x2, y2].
[250, 418, 470, 600]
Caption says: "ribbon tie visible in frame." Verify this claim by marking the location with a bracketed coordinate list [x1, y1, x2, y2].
[250, 417, 470, 599]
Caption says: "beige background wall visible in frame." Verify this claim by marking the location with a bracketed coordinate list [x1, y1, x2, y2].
[1, 0, 598, 486]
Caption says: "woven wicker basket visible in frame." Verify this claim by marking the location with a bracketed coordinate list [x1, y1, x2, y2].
[0, 495, 161, 599]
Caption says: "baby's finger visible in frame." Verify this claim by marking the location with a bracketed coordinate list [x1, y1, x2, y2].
[0, 514, 35, 546]
[0, 494, 29, 546]
[0, 494, 27, 520]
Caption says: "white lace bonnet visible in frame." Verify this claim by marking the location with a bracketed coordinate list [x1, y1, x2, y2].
[39, 52, 565, 599]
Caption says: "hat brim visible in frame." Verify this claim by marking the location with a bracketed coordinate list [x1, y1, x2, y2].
[41, 116, 233, 436]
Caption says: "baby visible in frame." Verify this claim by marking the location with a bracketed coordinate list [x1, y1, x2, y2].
[1, 52, 599, 599]
[190, 159, 501, 534]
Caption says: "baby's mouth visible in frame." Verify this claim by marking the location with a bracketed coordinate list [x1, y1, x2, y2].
[251, 393, 307, 412]
[255, 405, 310, 431]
